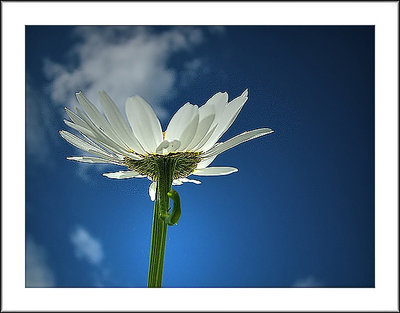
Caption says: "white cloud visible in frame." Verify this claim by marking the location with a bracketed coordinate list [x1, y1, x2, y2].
[293, 275, 323, 287]
[26, 237, 56, 287]
[27, 26, 218, 175]
[70, 226, 104, 266]
[44, 26, 206, 121]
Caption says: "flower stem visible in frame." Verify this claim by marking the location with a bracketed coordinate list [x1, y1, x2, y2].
[147, 158, 175, 288]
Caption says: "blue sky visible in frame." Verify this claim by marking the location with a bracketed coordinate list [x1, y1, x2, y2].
[25, 26, 374, 288]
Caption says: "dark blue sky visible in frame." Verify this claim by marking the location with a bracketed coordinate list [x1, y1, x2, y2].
[26, 26, 374, 287]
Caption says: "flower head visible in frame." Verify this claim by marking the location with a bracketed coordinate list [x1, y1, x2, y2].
[60, 90, 273, 200]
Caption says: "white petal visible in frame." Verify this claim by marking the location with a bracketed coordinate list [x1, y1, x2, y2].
[164, 103, 191, 140]
[201, 92, 228, 134]
[98, 91, 146, 154]
[180, 177, 202, 184]
[204, 128, 274, 158]
[76, 92, 127, 148]
[74, 107, 133, 158]
[65, 107, 93, 134]
[166, 140, 181, 153]
[125, 96, 163, 153]
[149, 182, 157, 201]
[64, 119, 95, 138]
[66, 133, 127, 163]
[193, 167, 238, 176]
[172, 179, 184, 186]
[203, 91, 228, 116]
[103, 170, 145, 179]
[172, 178, 202, 185]
[186, 106, 215, 150]
[177, 110, 199, 151]
[155, 140, 170, 154]
[75, 104, 128, 154]
[67, 156, 121, 164]
[155, 139, 182, 154]
[201, 90, 248, 152]
[65, 109, 109, 144]
[59, 130, 114, 159]
[165, 103, 198, 144]
[193, 124, 217, 151]
[192, 92, 227, 151]
[73, 109, 116, 148]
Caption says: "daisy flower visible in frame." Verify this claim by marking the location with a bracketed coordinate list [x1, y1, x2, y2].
[60, 89, 273, 288]
[60, 89, 273, 200]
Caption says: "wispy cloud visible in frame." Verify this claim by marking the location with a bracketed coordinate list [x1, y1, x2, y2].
[180, 58, 209, 87]
[26, 237, 56, 287]
[74, 161, 110, 182]
[44, 26, 206, 121]
[292, 275, 323, 287]
[70, 226, 104, 266]
[26, 76, 60, 166]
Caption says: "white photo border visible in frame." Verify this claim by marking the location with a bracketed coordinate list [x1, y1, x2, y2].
[2, 1, 398, 311]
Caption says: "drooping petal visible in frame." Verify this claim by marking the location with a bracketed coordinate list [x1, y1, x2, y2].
[149, 181, 157, 201]
[192, 167, 238, 176]
[200, 89, 248, 152]
[204, 128, 274, 158]
[172, 178, 202, 185]
[98, 91, 146, 155]
[103, 170, 145, 179]
[172, 179, 184, 186]
[67, 156, 122, 165]
[180, 177, 202, 184]
[125, 96, 163, 153]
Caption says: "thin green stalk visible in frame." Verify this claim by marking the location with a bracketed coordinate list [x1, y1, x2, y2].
[147, 158, 174, 288]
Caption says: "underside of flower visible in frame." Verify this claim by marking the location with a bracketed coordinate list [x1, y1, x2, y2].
[59, 89, 274, 288]
[60, 89, 273, 189]
[124, 152, 202, 181]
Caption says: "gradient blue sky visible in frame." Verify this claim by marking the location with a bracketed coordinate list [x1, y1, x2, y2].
[25, 26, 374, 288]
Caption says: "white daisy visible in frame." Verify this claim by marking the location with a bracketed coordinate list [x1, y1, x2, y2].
[60, 89, 273, 200]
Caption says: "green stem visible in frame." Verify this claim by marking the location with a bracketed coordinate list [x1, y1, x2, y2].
[147, 158, 175, 288]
